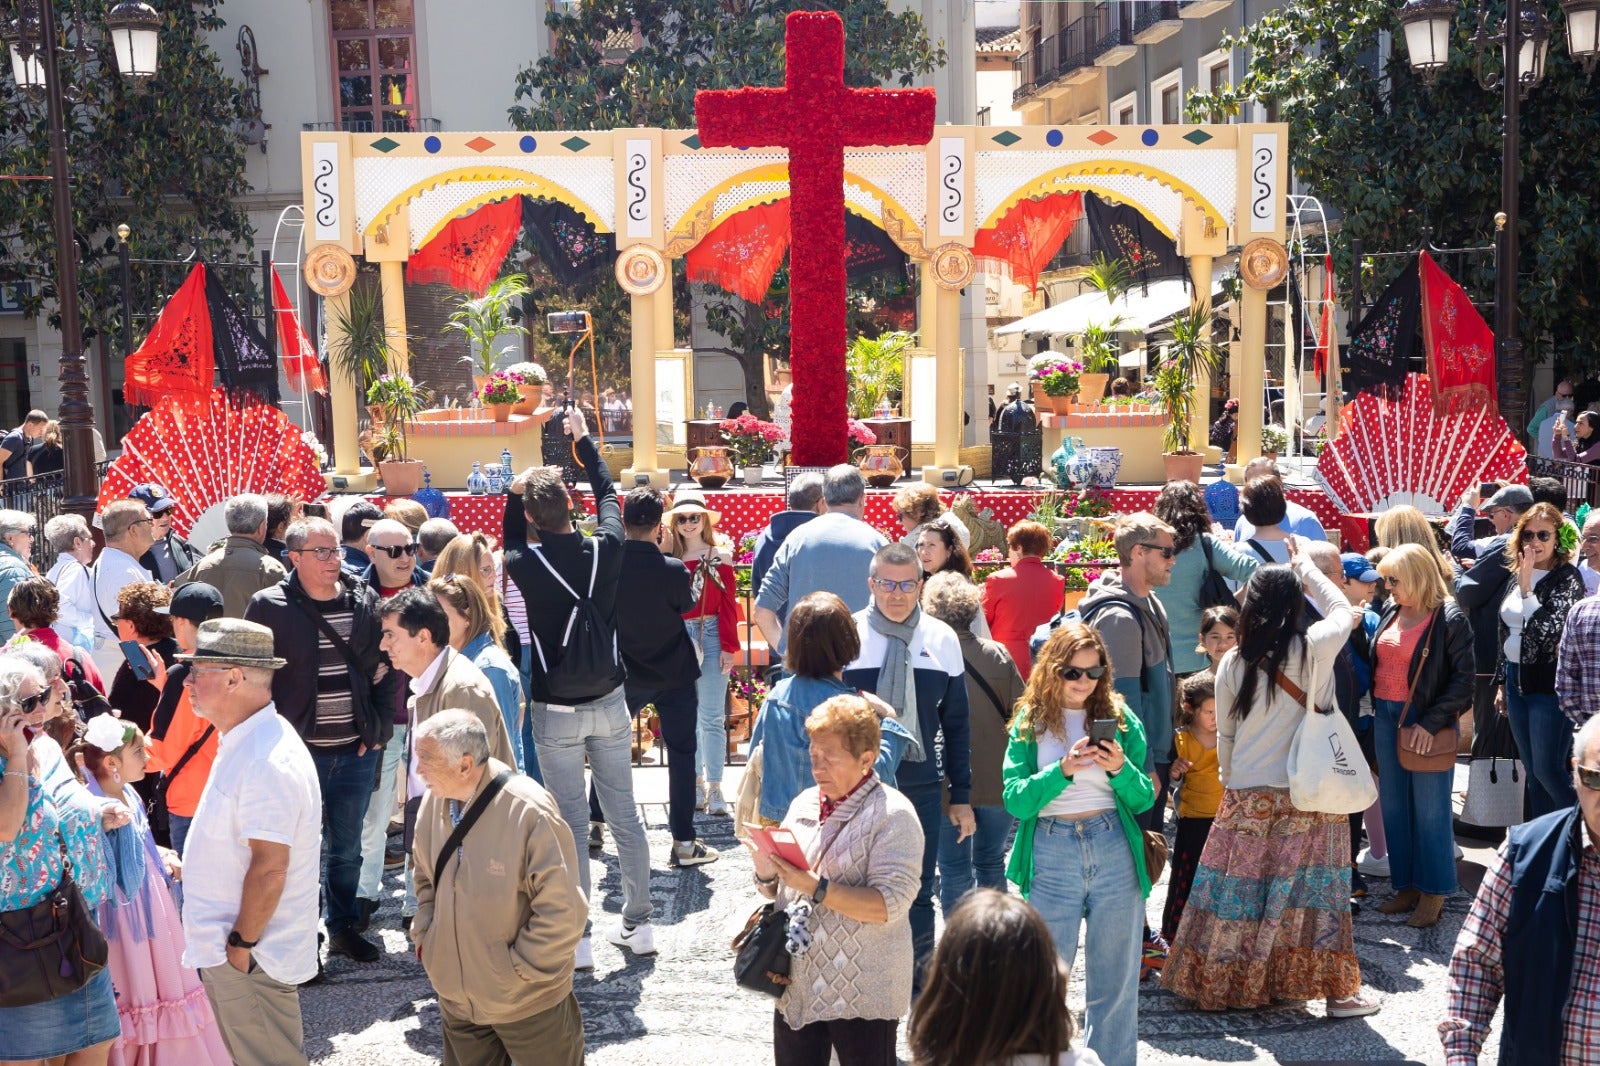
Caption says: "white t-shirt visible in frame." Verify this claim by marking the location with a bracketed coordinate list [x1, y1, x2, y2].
[1037, 710, 1114, 817]
[182, 704, 323, 984]
[89, 545, 151, 646]
[46, 553, 96, 651]
[1500, 567, 1552, 664]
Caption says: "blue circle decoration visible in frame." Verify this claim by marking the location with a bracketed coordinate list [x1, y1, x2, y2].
[1141, 128, 1159, 146]
[519, 135, 537, 153]
[424, 135, 442, 154]
[1046, 129, 1063, 147]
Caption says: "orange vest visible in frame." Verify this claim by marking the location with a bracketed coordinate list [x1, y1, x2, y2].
[143, 688, 218, 819]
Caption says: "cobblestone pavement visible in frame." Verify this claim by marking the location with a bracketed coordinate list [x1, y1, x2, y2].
[302, 762, 1503, 1064]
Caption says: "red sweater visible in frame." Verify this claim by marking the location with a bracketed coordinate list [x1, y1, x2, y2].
[982, 557, 1067, 680]
[681, 558, 743, 654]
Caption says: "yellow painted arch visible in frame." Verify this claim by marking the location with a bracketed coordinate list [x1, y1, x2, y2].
[665, 163, 918, 253]
[363, 166, 613, 248]
[980, 161, 1230, 239]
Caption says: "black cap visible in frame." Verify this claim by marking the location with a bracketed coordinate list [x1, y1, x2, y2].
[157, 582, 225, 623]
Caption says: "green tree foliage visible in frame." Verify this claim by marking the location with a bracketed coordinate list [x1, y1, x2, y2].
[508, 0, 945, 415]
[1186, 0, 1600, 375]
[0, 1, 252, 342]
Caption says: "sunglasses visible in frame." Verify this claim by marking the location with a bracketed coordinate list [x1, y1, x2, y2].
[11, 691, 49, 715]
[1524, 529, 1554, 543]
[1060, 665, 1107, 681]
[371, 543, 419, 558]
[1580, 765, 1600, 791]
[675, 513, 704, 523]
[291, 546, 341, 561]
[871, 578, 921, 594]
[1138, 543, 1175, 559]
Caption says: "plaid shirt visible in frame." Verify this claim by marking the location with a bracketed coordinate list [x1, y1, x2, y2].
[1555, 597, 1600, 727]
[1440, 839, 1600, 1064]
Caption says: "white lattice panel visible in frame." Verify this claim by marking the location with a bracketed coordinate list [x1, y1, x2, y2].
[353, 155, 615, 236]
[406, 181, 523, 249]
[663, 152, 788, 230]
[974, 149, 1236, 229]
[844, 150, 927, 224]
[1072, 175, 1182, 235]
[701, 178, 883, 222]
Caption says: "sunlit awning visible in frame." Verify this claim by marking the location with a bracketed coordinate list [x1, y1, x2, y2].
[995, 278, 1217, 338]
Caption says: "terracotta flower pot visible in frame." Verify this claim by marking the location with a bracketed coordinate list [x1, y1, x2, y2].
[1078, 372, 1110, 406]
[1163, 452, 1206, 485]
[490, 402, 513, 423]
[512, 384, 541, 415]
[378, 459, 425, 497]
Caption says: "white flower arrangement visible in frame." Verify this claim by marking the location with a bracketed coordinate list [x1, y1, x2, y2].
[85, 714, 133, 753]
[301, 430, 329, 469]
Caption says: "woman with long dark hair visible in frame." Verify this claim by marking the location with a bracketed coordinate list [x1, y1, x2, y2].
[1151, 480, 1257, 676]
[1552, 409, 1600, 463]
[1163, 542, 1381, 1016]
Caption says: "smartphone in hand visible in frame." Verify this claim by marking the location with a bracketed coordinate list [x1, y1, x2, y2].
[1088, 717, 1118, 749]
[119, 640, 155, 681]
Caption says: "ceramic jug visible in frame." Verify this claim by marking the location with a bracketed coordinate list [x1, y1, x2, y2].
[857, 444, 908, 488]
[689, 445, 735, 489]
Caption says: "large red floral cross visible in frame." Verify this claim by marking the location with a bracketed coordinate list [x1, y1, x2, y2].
[696, 10, 935, 466]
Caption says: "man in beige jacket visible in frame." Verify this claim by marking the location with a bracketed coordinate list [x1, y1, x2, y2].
[411, 710, 587, 1066]
[175, 494, 287, 617]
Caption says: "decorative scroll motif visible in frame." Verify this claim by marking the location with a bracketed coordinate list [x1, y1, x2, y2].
[237, 25, 271, 153]
[615, 245, 667, 296]
[931, 243, 975, 290]
[624, 138, 653, 240]
[304, 244, 357, 297]
[1239, 238, 1288, 291]
[937, 137, 965, 238]
[1248, 132, 1278, 235]
[311, 142, 341, 242]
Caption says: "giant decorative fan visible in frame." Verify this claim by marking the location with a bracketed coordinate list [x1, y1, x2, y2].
[1314, 373, 1526, 513]
[97, 389, 326, 546]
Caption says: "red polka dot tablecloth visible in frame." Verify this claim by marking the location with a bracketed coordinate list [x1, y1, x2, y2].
[366, 484, 1343, 545]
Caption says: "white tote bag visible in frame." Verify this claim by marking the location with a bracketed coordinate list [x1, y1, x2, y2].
[1278, 657, 1379, 815]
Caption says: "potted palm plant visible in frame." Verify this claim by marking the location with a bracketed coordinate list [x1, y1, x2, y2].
[845, 330, 914, 418]
[1071, 315, 1126, 407]
[367, 373, 430, 496]
[445, 274, 533, 388]
[1153, 307, 1225, 484]
[325, 280, 393, 429]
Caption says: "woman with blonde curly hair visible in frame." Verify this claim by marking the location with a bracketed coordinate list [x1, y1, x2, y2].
[1002, 623, 1154, 1066]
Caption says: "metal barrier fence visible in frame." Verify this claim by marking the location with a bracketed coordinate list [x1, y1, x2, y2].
[2, 463, 113, 569]
[1528, 455, 1600, 511]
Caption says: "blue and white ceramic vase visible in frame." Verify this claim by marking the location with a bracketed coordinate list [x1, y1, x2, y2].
[1087, 446, 1122, 490]
[485, 463, 505, 495]
[466, 460, 488, 496]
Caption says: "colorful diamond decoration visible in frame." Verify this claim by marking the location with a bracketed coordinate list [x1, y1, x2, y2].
[1182, 129, 1214, 145]
[1087, 129, 1117, 146]
[681, 134, 701, 149]
[561, 136, 591, 152]
[990, 130, 1022, 147]
[465, 136, 496, 153]
[369, 136, 400, 153]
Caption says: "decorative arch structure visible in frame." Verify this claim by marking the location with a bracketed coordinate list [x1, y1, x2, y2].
[303, 121, 1286, 486]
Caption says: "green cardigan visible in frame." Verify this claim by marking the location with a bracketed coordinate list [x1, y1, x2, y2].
[1002, 705, 1157, 899]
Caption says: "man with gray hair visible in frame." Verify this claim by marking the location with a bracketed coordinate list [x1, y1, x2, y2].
[749, 471, 825, 594]
[412, 709, 586, 1066]
[89, 499, 157, 679]
[44, 512, 97, 651]
[176, 493, 288, 618]
[416, 517, 460, 573]
[753, 464, 887, 654]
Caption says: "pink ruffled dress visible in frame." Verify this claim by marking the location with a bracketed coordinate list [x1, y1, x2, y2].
[90, 780, 230, 1066]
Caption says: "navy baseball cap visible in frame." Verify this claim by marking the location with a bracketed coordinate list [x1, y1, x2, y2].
[128, 483, 177, 514]
[1340, 552, 1380, 583]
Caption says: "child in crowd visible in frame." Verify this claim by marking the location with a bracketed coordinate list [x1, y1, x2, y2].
[1196, 605, 1239, 673]
[1162, 673, 1221, 945]
[73, 716, 231, 1066]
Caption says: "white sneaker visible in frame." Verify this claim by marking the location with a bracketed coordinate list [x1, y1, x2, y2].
[706, 784, 729, 817]
[671, 839, 720, 867]
[606, 920, 657, 956]
[695, 778, 708, 812]
[574, 937, 594, 971]
[1356, 847, 1390, 879]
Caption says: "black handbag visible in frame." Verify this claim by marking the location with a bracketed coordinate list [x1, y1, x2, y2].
[0, 841, 109, 1008]
[731, 901, 792, 997]
[1197, 535, 1237, 610]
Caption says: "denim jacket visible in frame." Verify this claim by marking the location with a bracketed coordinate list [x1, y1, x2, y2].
[749, 674, 911, 822]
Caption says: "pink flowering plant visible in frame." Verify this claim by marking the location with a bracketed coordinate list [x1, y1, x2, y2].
[477, 370, 524, 406]
[1030, 353, 1084, 398]
[847, 419, 878, 447]
[720, 413, 786, 467]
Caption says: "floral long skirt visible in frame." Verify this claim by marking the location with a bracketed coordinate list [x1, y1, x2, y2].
[1161, 786, 1361, 1010]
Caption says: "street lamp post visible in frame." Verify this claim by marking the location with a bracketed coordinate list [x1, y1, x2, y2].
[1398, 0, 1598, 437]
[2, 0, 160, 519]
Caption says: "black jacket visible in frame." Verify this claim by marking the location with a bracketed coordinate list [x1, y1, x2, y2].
[1368, 599, 1475, 734]
[503, 434, 625, 704]
[751, 510, 816, 595]
[140, 532, 202, 583]
[1454, 534, 1512, 673]
[1498, 562, 1587, 694]
[243, 571, 397, 749]
[616, 540, 700, 690]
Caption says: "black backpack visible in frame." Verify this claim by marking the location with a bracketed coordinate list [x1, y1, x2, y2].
[1197, 534, 1238, 610]
[527, 541, 620, 702]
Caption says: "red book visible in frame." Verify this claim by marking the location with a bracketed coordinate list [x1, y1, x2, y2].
[745, 825, 810, 871]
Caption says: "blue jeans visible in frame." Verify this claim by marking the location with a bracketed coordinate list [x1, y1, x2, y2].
[169, 813, 193, 861]
[1027, 811, 1143, 1066]
[899, 780, 942, 997]
[687, 617, 729, 784]
[532, 685, 653, 928]
[1504, 662, 1576, 819]
[518, 644, 544, 784]
[1373, 697, 1458, 896]
[358, 725, 407, 901]
[935, 804, 1014, 913]
[310, 746, 381, 935]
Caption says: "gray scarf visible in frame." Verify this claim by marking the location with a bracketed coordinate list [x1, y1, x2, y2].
[867, 603, 924, 762]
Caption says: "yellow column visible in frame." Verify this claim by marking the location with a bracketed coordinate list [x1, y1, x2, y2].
[326, 289, 361, 476]
[1230, 284, 1268, 480]
[922, 284, 971, 485]
[622, 290, 668, 489]
[378, 261, 409, 374]
[654, 263, 675, 349]
[919, 267, 939, 351]
[1188, 254, 1216, 462]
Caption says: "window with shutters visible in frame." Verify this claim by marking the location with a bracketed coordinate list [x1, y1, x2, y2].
[330, 0, 420, 133]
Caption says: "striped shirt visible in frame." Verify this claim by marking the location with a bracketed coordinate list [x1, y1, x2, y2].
[306, 591, 359, 750]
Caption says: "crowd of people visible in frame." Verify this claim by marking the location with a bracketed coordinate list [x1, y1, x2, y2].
[4, 403, 1600, 1065]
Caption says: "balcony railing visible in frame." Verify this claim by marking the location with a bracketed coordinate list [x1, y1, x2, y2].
[302, 116, 443, 134]
[1093, 3, 1133, 58]
[1134, 1, 1182, 35]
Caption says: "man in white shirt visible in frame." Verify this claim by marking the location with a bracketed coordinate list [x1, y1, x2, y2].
[89, 499, 157, 679]
[180, 619, 322, 1066]
[43, 513, 97, 652]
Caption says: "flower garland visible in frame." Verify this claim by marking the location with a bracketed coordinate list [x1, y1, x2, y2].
[695, 11, 934, 466]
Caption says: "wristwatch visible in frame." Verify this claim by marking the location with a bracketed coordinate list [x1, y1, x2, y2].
[226, 930, 258, 950]
[811, 877, 830, 906]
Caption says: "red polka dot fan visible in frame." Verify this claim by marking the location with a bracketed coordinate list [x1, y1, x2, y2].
[97, 389, 326, 545]
[1313, 373, 1526, 513]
